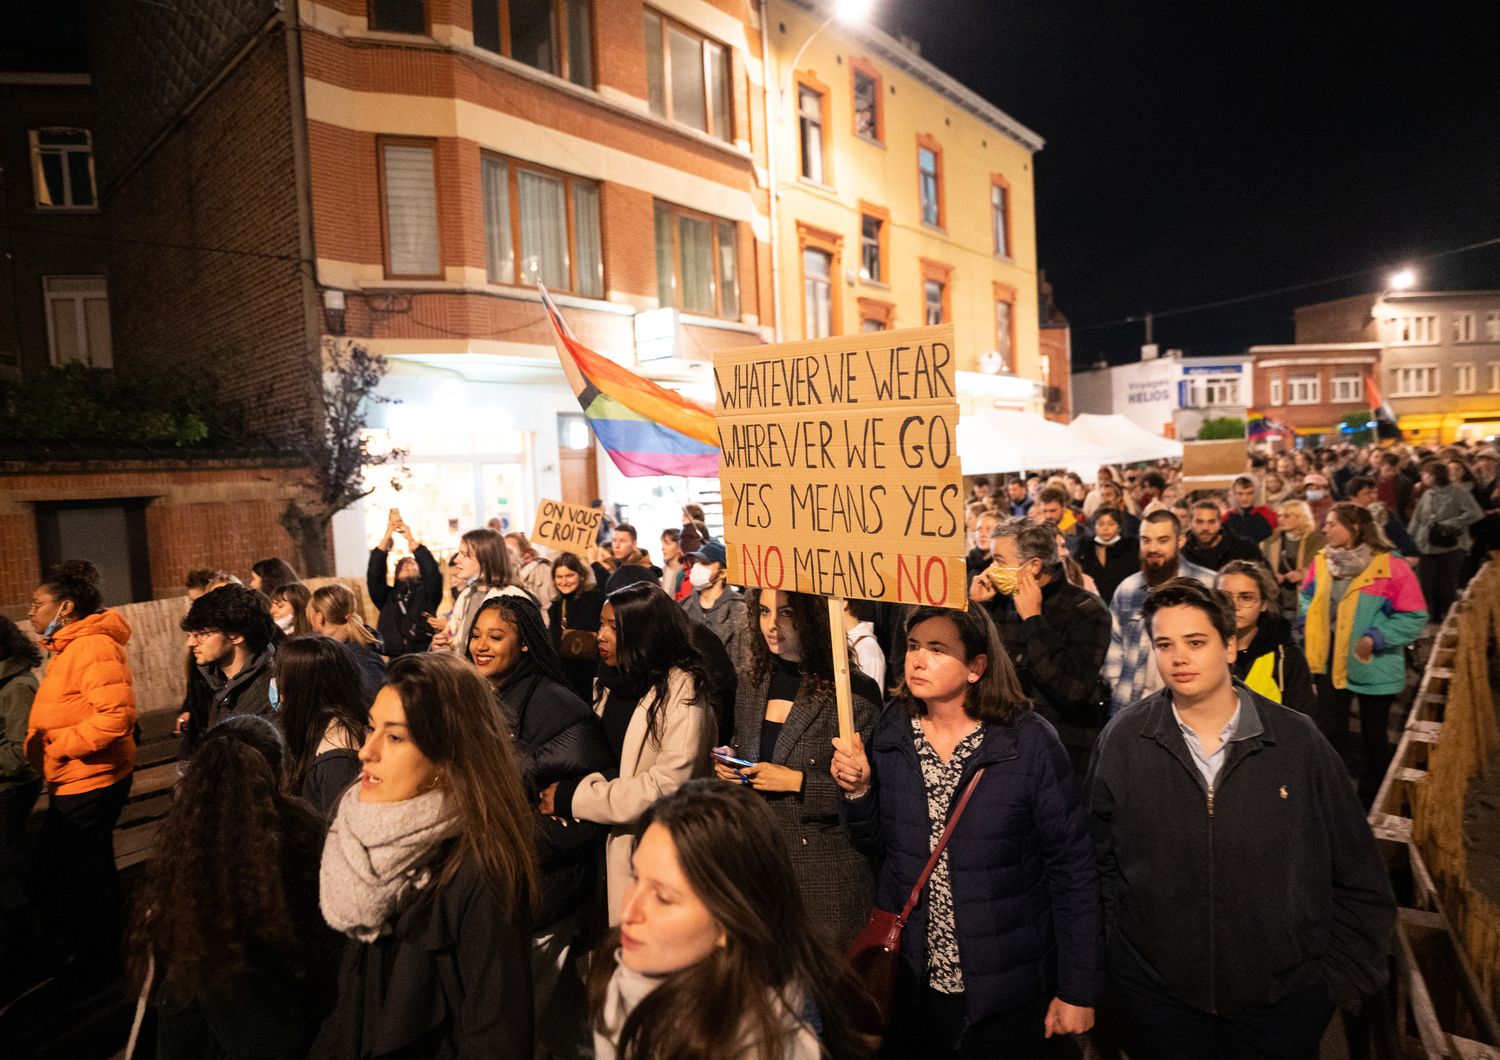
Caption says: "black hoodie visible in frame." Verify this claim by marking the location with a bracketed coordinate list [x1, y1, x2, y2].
[199, 645, 276, 730]
[1232, 611, 1317, 720]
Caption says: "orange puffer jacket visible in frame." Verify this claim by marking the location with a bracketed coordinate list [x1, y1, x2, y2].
[26, 609, 137, 796]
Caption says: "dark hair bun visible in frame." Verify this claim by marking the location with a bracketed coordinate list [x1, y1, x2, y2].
[49, 559, 100, 586]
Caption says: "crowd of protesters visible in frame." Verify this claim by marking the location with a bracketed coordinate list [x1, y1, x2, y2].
[0, 436, 1495, 1059]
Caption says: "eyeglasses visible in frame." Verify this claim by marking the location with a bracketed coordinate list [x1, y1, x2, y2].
[26, 598, 55, 613]
[184, 629, 224, 643]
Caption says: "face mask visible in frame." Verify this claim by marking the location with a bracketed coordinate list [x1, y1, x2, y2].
[1306, 490, 1326, 501]
[268, 678, 280, 712]
[1095, 534, 1120, 547]
[42, 607, 67, 638]
[988, 566, 1021, 595]
[274, 612, 295, 634]
[689, 564, 715, 591]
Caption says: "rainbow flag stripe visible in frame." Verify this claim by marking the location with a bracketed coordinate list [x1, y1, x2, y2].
[541, 287, 719, 478]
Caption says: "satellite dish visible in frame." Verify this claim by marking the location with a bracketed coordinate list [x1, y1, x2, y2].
[979, 350, 1003, 375]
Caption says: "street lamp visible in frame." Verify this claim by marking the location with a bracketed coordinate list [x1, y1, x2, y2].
[1388, 267, 1416, 291]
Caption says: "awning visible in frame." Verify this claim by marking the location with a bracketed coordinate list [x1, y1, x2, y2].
[957, 410, 1117, 475]
[1065, 414, 1184, 464]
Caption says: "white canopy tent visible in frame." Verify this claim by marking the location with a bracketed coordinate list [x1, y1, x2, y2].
[956, 409, 1118, 475]
[1065, 413, 1183, 465]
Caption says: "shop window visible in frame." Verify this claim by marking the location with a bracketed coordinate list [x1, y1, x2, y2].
[30, 128, 96, 209]
[472, 0, 593, 87]
[370, 0, 426, 33]
[917, 134, 944, 228]
[655, 203, 739, 318]
[851, 59, 882, 143]
[482, 153, 601, 297]
[44, 276, 112, 368]
[379, 138, 441, 278]
[645, 9, 731, 141]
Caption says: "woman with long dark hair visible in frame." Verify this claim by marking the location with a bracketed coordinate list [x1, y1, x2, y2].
[312, 652, 539, 1057]
[467, 594, 611, 1057]
[268, 581, 314, 640]
[274, 635, 370, 817]
[26, 559, 137, 977]
[0, 613, 43, 1002]
[128, 716, 338, 1058]
[1302, 502, 1428, 803]
[540, 582, 715, 923]
[431, 526, 531, 654]
[547, 551, 606, 705]
[590, 780, 870, 1060]
[832, 606, 1101, 1057]
[248, 558, 300, 598]
[714, 589, 879, 948]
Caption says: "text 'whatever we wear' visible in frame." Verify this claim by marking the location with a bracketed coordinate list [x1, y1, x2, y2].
[540, 285, 718, 478]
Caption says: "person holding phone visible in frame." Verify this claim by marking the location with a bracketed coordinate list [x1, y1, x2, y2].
[368, 510, 443, 657]
[713, 588, 880, 949]
[832, 605, 1101, 1058]
[589, 779, 870, 1059]
[539, 582, 715, 924]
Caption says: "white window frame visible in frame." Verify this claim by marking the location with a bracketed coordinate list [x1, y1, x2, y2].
[1391, 364, 1439, 397]
[1186, 373, 1241, 408]
[30, 128, 98, 210]
[1455, 362, 1477, 395]
[1269, 375, 1283, 406]
[1452, 312, 1476, 343]
[1486, 311, 1500, 342]
[44, 275, 112, 368]
[1389, 314, 1438, 345]
[1288, 375, 1320, 405]
[1331, 374, 1363, 403]
[1489, 362, 1500, 393]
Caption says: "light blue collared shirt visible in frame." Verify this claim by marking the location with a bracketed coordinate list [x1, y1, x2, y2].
[1171, 687, 1262, 789]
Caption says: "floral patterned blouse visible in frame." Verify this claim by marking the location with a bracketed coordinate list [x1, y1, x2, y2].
[912, 716, 985, 994]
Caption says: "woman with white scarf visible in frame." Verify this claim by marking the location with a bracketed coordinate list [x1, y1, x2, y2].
[311, 652, 539, 1058]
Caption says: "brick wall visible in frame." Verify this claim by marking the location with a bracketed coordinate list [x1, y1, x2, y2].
[0, 458, 315, 615]
[103, 25, 319, 443]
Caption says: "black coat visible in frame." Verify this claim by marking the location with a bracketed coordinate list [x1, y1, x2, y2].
[548, 588, 605, 704]
[842, 705, 1104, 1022]
[1086, 685, 1395, 1013]
[1182, 530, 1262, 573]
[199, 646, 276, 730]
[1077, 536, 1139, 606]
[1233, 612, 1318, 720]
[367, 546, 443, 657]
[310, 845, 534, 1060]
[494, 662, 612, 928]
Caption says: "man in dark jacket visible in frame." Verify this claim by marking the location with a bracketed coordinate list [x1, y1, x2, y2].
[1182, 499, 1262, 572]
[1087, 579, 1395, 1058]
[367, 518, 443, 656]
[1223, 476, 1278, 544]
[970, 518, 1111, 770]
[182, 585, 278, 729]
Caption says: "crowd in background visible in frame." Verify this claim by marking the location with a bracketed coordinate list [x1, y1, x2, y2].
[0, 436, 1494, 1059]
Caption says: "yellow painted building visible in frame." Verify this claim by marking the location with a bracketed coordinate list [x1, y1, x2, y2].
[764, 0, 1046, 409]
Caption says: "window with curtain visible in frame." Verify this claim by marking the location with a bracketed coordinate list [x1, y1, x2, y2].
[655, 202, 739, 318]
[381, 141, 441, 277]
[804, 248, 833, 339]
[853, 67, 880, 142]
[471, 0, 593, 87]
[482, 153, 602, 297]
[44, 276, 112, 368]
[799, 85, 825, 183]
[30, 129, 96, 209]
[919, 144, 941, 227]
[644, 9, 732, 141]
[370, 0, 426, 33]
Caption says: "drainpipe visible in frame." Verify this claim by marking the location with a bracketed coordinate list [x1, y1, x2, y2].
[759, 0, 783, 341]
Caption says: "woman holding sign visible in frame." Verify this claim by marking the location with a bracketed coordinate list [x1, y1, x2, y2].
[832, 605, 1101, 1058]
[713, 588, 881, 949]
[539, 582, 716, 923]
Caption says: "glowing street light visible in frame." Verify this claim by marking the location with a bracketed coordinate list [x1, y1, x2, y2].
[835, 0, 874, 23]
[1388, 267, 1416, 291]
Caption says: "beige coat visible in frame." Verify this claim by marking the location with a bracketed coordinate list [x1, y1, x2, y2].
[571, 668, 715, 922]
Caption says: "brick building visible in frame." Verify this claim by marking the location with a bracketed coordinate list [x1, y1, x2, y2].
[1247, 343, 1381, 442]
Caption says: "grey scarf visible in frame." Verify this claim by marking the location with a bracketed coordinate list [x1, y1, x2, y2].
[1325, 544, 1373, 581]
[320, 786, 458, 942]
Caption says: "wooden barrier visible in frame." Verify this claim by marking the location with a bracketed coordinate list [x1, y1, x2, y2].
[1369, 559, 1500, 1057]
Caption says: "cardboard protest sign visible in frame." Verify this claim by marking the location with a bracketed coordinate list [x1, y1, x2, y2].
[1180, 438, 1247, 491]
[714, 324, 967, 610]
[531, 498, 602, 557]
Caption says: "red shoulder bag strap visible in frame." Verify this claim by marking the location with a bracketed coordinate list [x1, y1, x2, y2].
[897, 766, 987, 924]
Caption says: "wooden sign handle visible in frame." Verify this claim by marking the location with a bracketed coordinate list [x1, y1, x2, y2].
[828, 596, 855, 747]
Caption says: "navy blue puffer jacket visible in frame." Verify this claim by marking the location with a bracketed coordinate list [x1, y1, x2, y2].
[842, 704, 1103, 1023]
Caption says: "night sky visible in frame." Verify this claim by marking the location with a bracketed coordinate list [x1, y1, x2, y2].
[884, 0, 1500, 366]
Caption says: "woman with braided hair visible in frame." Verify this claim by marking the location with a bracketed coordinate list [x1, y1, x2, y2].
[467, 594, 612, 1056]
